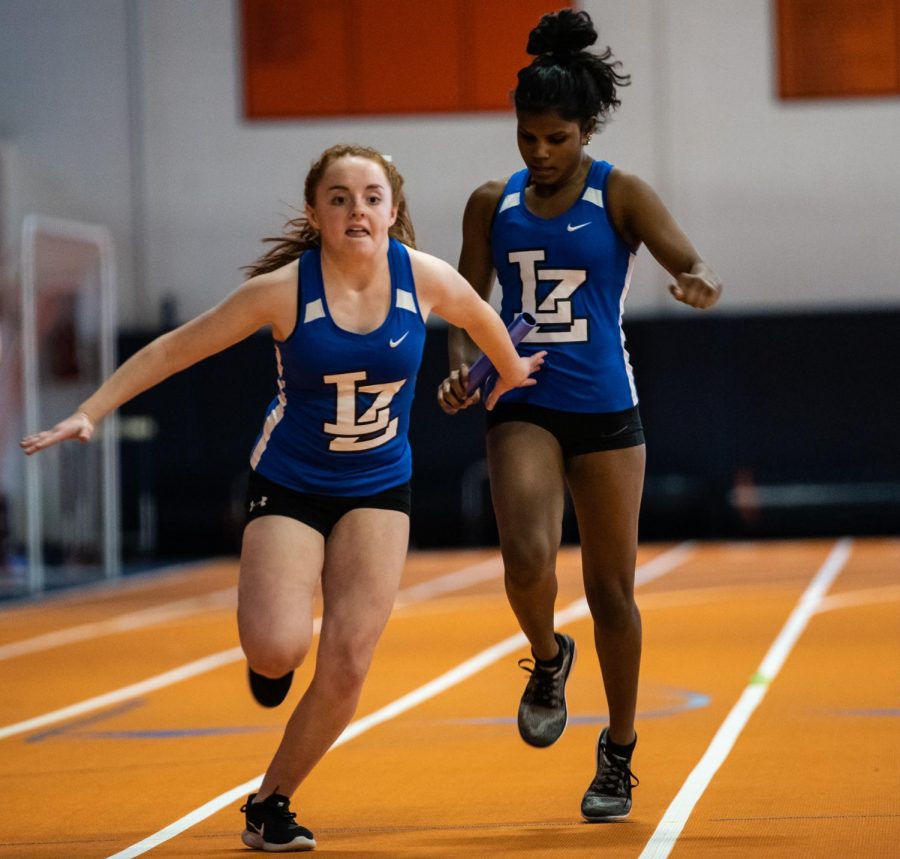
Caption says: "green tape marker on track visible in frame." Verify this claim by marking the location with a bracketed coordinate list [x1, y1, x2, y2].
[749, 672, 770, 685]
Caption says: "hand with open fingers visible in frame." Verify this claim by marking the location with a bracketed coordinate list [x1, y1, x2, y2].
[669, 269, 722, 310]
[438, 364, 481, 415]
[20, 411, 95, 455]
[484, 351, 547, 411]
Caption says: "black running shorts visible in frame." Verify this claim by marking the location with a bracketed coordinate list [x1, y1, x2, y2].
[244, 470, 411, 538]
[486, 403, 645, 460]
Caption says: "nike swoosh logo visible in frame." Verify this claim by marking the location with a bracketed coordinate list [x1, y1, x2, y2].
[567, 222, 591, 232]
[389, 332, 409, 348]
[247, 821, 264, 835]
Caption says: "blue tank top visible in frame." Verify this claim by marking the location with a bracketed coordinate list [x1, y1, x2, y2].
[250, 239, 426, 495]
[490, 160, 638, 412]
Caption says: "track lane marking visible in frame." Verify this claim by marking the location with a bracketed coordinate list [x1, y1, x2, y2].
[0, 556, 503, 741]
[0, 588, 236, 661]
[107, 542, 693, 858]
[639, 538, 854, 859]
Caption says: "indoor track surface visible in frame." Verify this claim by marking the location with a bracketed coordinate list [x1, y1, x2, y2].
[1, 538, 897, 857]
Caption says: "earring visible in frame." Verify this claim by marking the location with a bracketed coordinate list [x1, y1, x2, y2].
[583, 135, 592, 145]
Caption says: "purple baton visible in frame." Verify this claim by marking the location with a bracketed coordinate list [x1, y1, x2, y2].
[466, 312, 537, 396]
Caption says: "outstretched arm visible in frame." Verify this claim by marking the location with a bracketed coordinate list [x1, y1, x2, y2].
[411, 249, 545, 412]
[607, 170, 723, 310]
[20, 269, 293, 454]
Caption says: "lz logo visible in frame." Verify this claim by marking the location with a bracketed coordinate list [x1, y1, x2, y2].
[323, 371, 406, 451]
[249, 496, 268, 512]
[509, 249, 588, 343]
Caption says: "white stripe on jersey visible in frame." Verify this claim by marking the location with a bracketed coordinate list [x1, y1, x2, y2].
[582, 186, 604, 209]
[619, 253, 639, 406]
[396, 289, 417, 314]
[250, 345, 288, 469]
[304, 298, 326, 323]
[498, 192, 520, 214]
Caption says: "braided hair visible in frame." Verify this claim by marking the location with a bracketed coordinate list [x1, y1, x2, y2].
[515, 9, 630, 132]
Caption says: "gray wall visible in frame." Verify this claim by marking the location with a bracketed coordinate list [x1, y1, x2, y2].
[0, 0, 136, 313]
[1, 0, 899, 328]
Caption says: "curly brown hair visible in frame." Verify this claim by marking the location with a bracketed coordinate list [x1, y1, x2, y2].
[244, 144, 417, 278]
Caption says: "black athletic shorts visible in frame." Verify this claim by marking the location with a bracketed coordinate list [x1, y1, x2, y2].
[486, 403, 645, 460]
[244, 470, 411, 539]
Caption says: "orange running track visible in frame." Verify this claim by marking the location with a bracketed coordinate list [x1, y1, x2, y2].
[1, 538, 897, 857]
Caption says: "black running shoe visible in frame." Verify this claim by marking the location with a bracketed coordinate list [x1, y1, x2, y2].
[581, 728, 639, 821]
[248, 666, 294, 708]
[241, 792, 316, 852]
[517, 632, 576, 747]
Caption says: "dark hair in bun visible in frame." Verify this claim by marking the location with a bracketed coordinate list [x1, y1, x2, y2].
[515, 8, 630, 130]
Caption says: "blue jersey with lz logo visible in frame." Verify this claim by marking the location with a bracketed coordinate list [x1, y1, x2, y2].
[249, 238, 426, 495]
[491, 159, 638, 413]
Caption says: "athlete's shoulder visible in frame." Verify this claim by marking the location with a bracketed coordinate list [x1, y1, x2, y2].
[605, 167, 655, 204]
[466, 177, 508, 212]
[244, 257, 299, 288]
[605, 168, 665, 230]
[238, 259, 299, 340]
[462, 177, 510, 239]
[239, 259, 298, 304]
[405, 245, 456, 282]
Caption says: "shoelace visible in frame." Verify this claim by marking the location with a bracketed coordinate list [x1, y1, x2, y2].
[518, 657, 563, 708]
[271, 801, 298, 823]
[239, 799, 298, 823]
[591, 751, 640, 796]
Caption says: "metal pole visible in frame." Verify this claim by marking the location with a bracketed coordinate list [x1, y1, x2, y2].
[20, 215, 44, 594]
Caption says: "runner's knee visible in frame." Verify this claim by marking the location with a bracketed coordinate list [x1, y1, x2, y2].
[244, 637, 310, 679]
[585, 578, 638, 632]
[501, 534, 559, 588]
[315, 644, 372, 698]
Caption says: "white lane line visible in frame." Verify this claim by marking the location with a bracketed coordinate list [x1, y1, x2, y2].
[4, 557, 231, 607]
[814, 584, 900, 613]
[0, 588, 236, 662]
[639, 537, 854, 859]
[394, 556, 502, 605]
[0, 646, 245, 742]
[107, 542, 694, 859]
[635, 542, 695, 587]
[0, 555, 507, 742]
[0, 557, 503, 662]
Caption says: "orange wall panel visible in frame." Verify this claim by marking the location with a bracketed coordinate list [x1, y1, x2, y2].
[350, 0, 463, 114]
[241, 0, 572, 118]
[242, 1, 353, 117]
[467, 0, 564, 110]
[777, 0, 900, 98]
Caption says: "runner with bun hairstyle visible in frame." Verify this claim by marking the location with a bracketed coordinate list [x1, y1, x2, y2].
[439, 9, 722, 821]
